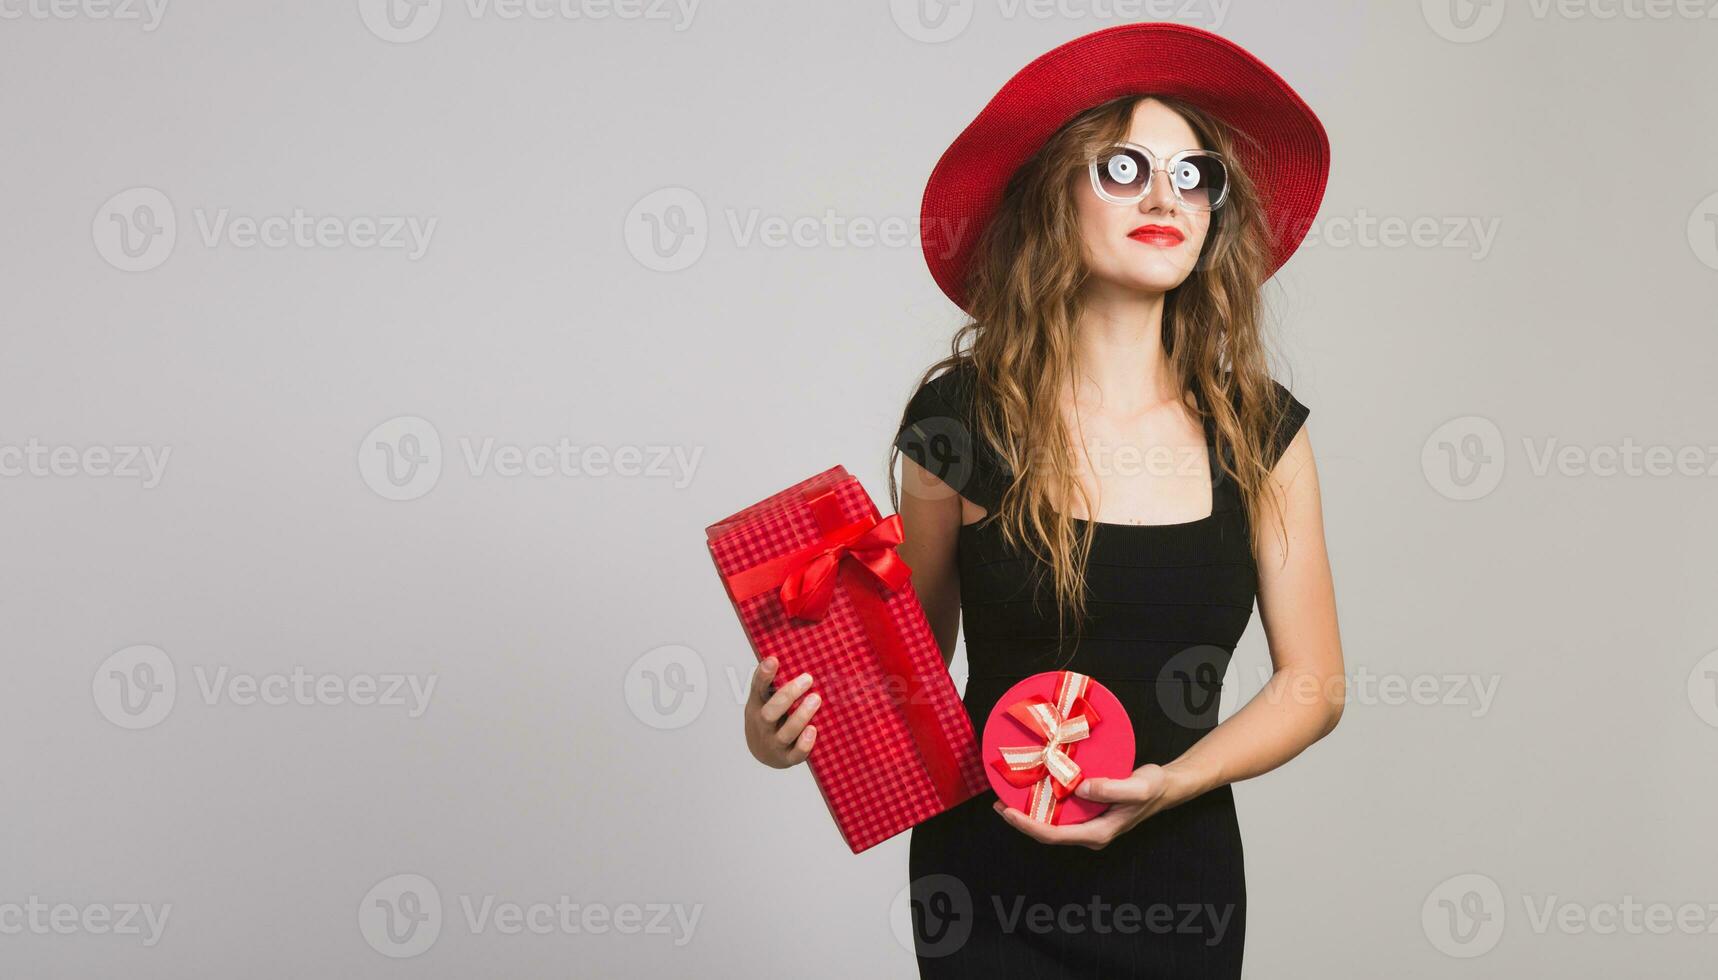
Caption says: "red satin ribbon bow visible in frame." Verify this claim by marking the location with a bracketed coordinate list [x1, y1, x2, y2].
[778, 513, 910, 620]
[724, 512, 912, 622]
[992, 670, 1102, 824]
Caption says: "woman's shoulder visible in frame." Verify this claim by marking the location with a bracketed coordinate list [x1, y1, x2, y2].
[901, 359, 980, 421]
[1262, 376, 1311, 464]
[1215, 371, 1310, 470]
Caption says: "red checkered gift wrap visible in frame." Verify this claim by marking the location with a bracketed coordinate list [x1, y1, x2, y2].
[706, 465, 989, 853]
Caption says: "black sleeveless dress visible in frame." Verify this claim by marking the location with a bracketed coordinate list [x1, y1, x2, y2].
[893, 361, 1309, 979]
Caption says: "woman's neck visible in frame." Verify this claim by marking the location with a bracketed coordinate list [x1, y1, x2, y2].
[1069, 289, 1180, 415]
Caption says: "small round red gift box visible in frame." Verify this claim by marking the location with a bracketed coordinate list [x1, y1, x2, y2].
[981, 670, 1135, 825]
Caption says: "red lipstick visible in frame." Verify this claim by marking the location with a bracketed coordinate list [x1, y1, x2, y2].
[1127, 224, 1184, 246]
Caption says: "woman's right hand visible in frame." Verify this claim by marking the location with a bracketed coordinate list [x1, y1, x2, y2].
[744, 657, 820, 769]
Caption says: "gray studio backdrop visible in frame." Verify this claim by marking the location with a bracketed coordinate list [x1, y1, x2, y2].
[3, 1, 1716, 977]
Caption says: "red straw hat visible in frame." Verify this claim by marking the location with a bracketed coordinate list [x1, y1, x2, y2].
[920, 22, 1330, 312]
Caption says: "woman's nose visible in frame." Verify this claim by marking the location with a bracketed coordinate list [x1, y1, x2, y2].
[1140, 167, 1178, 212]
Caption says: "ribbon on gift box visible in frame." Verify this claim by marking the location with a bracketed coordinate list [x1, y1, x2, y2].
[992, 670, 1102, 824]
[721, 485, 968, 809]
[722, 506, 910, 622]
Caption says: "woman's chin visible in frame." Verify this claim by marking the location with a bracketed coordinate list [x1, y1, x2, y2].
[1088, 263, 1193, 297]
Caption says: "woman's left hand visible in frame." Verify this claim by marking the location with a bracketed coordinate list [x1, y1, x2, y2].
[992, 763, 1175, 849]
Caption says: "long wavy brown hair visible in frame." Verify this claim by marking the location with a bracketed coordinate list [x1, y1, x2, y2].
[888, 93, 1302, 658]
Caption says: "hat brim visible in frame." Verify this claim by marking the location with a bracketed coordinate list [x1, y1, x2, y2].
[920, 22, 1330, 313]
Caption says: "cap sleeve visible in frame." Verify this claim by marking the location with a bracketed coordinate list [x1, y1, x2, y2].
[894, 364, 1011, 513]
[1263, 379, 1311, 470]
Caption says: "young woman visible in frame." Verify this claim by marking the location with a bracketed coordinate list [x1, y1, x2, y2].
[745, 23, 1345, 978]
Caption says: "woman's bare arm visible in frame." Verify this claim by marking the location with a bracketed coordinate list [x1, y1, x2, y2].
[897, 456, 966, 669]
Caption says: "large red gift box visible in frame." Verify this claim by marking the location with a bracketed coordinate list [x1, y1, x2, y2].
[706, 465, 989, 853]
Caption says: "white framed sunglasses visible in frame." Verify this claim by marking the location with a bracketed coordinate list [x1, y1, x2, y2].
[1087, 142, 1230, 212]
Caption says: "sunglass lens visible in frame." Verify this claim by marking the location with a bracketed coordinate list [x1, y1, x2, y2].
[1096, 147, 1150, 200]
[1173, 153, 1227, 209]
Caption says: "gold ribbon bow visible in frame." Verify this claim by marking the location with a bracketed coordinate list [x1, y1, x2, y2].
[992, 670, 1102, 824]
